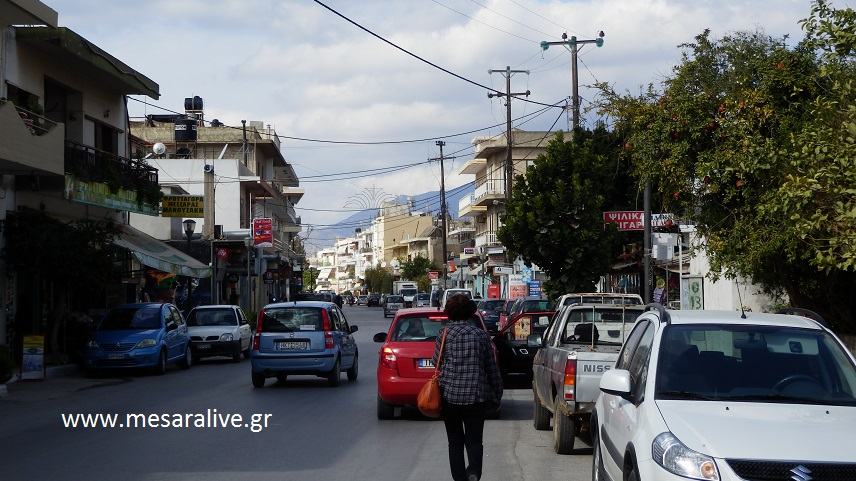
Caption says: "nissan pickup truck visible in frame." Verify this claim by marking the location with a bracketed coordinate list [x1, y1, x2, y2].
[530, 303, 644, 454]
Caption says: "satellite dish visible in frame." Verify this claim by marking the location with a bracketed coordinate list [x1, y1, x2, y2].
[153, 143, 166, 155]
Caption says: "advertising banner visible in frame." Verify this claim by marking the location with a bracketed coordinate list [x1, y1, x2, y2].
[253, 218, 273, 248]
[21, 335, 45, 380]
[428, 271, 439, 281]
[161, 195, 204, 217]
[528, 280, 542, 297]
[487, 284, 500, 299]
[508, 274, 527, 300]
[603, 211, 676, 231]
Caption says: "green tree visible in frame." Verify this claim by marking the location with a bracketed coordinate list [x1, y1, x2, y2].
[303, 267, 319, 292]
[416, 274, 432, 293]
[597, 1, 856, 332]
[498, 129, 635, 297]
[364, 264, 393, 294]
[399, 255, 435, 280]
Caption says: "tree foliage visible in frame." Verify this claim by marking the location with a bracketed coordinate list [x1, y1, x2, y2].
[597, 0, 856, 331]
[364, 264, 393, 294]
[303, 267, 319, 292]
[498, 129, 636, 297]
[399, 255, 435, 280]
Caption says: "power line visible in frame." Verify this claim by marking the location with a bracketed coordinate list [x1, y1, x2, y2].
[430, 0, 538, 44]
[504, 0, 577, 35]
[311, 0, 563, 109]
[467, 0, 555, 38]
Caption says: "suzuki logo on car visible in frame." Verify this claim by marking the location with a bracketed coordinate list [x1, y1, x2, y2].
[790, 465, 812, 481]
[583, 364, 612, 373]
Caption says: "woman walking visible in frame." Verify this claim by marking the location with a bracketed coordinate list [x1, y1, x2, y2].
[433, 294, 503, 481]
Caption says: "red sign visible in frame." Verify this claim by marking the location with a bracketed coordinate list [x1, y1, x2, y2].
[216, 248, 229, 260]
[603, 211, 643, 231]
[487, 284, 500, 299]
[428, 271, 439, 280]
[253, 218, 273, 247]
[448, 260, 456, 273]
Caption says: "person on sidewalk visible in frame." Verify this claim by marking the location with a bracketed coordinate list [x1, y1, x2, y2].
[433, 295, 503, 481]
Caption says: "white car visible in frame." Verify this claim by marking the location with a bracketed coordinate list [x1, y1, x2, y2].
[187, 305, 253, 362]
[592, 306, 856, 481]
[383, 295, 405, 318]
[440, 288, 473, 310]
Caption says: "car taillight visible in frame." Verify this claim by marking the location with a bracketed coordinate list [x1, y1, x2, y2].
[321, 309, 334, 348]
[381, 347, 397, 370]
[563, 356, 577, 400]
[252, 310, 265, 351]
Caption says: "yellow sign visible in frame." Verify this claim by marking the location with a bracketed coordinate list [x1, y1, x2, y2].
[161, 195, 204, 217]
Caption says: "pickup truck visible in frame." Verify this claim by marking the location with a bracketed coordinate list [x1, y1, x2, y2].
[530, 303, 644, 454]
[492, 310, 555, 380]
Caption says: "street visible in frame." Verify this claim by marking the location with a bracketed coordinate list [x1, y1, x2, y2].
[3, 306, 592, 481]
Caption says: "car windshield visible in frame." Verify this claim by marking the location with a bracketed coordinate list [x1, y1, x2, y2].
[261, 307, 323, 332]
[563, 307, 643, 345]
[188, 309, 236, 327]
[391, 316, 484, 341]
[417, 293, 430, 300]
[478, 300, 505, 312]
[387, 296, 403, 303]
[505, 313, 552, 341]
[400, 288, 417, 296]
[99, 307, 161, 330]
[655, 324, 856, 406]
[520, 299, 552, 312]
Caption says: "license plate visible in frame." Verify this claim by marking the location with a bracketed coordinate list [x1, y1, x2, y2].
[196, 343, 211, 350]
[417, 358, 434, 368]
[107, 353, 125, 360]
[276, 341, 309, 351]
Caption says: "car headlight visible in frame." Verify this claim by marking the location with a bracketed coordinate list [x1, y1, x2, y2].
[87, 340, 99, 349]
[220, 333, 234, 342]
[652, 432, 719, 480]
[135, 339, 157, 349]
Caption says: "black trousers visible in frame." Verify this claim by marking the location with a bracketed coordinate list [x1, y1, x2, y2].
[442, 401, 487, 481]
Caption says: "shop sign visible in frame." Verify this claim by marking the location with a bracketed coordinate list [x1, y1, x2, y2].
[64, 175, 157, 216]
[487, 284, 500, 299]
[161, 195, 204, 217]
[263, 271, 275, 284]
[494, 266, 512, 275]
[21, 335, 45, 380]
[508, 274, 527, 299]
[428, 271, 439, 280]
[528, 280, 542, 297]
[253, 218, 273, 248]
[603, 211, 643, 230]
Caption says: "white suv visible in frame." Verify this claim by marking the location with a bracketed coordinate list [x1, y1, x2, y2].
[592, 306, 856, 481]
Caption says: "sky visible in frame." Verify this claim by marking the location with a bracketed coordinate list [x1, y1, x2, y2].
[47, 0, 813, 248]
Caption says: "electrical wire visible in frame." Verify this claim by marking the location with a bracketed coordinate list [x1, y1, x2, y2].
[430, 0, 538, 44]
[504, 0, 577, 36]
[467, 0, 555, 38]
[311, 0, 563, 109]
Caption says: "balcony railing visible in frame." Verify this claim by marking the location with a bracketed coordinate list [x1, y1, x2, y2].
[475, 232, 498, 248]
[65, 140, 160, 205]
[474, 180, 505, 202]
[458, 193, 475, 213]
[5, 101, 58, 137]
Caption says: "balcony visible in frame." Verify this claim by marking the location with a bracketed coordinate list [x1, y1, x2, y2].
[473, 180, 505, 206]
[474, 232, 499, 249]
[458, 193, 487, 218]
[0, 100, 64, 175]
[457, 157, 487, 175]
[64, 140, 161, 214]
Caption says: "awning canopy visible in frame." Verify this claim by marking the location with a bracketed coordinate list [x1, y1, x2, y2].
[114, 224, 211, 278]
[318, 268, 334, 280]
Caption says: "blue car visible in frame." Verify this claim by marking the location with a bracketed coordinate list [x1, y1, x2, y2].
[85, 303, 192, 374]
[250, 301, 358, 388]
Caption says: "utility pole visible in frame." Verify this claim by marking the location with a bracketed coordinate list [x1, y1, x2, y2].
[488, 66, 530, 201]
[203, 165, 215, 239]
[643, 180, 652, 303]
[540, 31, 605, 131]
[432, 141, 450, 290]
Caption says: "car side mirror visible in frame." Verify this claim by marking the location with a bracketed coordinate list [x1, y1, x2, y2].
[600, 369, 631, 400]
[350, 325, 359, 334]
[527, 333, 542, 349]
[373, 332, 387, 343]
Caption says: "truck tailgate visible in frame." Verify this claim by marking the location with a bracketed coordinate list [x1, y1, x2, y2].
[573, 351, 619, 404]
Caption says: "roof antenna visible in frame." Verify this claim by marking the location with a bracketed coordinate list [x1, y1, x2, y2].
[735, 278, 747, 319]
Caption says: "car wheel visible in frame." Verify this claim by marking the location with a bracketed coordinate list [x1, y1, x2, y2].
[346, 352, 359, 382]
[181, 344, 193, 369]
[327, 358, 341, 387]
[591, 418, 606, 481]
[532, 388, 552, 431]
[553, 394, 576, 454]
[251, 372, 265, 388]
[154, 349, 167, 375]
[377, 396, 395, 419]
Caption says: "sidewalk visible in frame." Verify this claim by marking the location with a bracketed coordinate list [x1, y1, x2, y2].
[1, 365, 126, 402]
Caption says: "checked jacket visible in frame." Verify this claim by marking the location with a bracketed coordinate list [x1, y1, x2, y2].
[432, 319, 503, 406]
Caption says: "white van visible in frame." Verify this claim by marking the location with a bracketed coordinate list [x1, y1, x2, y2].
[440, 288, 473, 310]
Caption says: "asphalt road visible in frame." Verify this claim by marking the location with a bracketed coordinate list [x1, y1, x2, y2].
[2, 306, 593, 481]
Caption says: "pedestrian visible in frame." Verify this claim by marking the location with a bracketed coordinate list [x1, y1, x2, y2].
[334, 293, 344, 308]
[433, 294, 502, 481]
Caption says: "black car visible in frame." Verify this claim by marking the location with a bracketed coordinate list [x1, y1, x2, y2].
[492, 309, 555, 380]
[366, 293, 381, 307]
[476, 299, 505, 333]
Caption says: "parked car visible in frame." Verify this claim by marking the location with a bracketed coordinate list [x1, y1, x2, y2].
[592, 306, 856, 481]
[492, 309, 555, 380]
[374, 308, 496, 419]
[85, 303, 191, 374]
[498, 299, 516, 330]
[367, 293, 381, 307]
[186, 305, 252, 362]
[415, 292, 431, 307]
[357, 295, 368, 306]
[384, 295, 405, 318]
[477, 298, 505, 332]
[250, 301, 358, 388]
[499, 297, 554, 331]
[440, 288, 473, 310]
[531, 303, 645, 454]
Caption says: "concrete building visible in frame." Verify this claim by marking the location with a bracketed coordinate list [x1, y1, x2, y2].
[456, 129, 550, 296]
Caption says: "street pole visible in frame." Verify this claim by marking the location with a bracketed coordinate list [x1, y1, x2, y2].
[643, 180, 652, 303]
[540, 32, 605, 132]
[488, 66, 530, 201]
[203, 168, 215, 239]
[436, 140, 448, 290]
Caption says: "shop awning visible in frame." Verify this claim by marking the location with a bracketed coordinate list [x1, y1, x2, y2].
[114, 224, 211, 278]
[318, 268, 334, 280]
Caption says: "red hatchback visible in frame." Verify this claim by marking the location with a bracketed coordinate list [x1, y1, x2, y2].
[373, 308, 492, 419]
